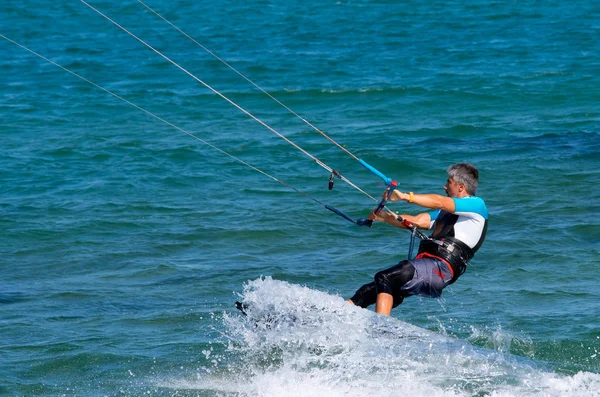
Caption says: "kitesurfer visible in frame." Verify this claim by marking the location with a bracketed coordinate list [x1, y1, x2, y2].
[348, 163, 488, 315]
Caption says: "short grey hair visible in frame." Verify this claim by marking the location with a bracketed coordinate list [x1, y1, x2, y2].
[447, 163, 479, 195]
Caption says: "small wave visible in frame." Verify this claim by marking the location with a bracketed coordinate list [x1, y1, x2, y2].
[467, 324, 536, 357]
[0, 292, 30, 304]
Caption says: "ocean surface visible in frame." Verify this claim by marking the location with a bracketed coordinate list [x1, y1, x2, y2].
[1, 1, 599, 396]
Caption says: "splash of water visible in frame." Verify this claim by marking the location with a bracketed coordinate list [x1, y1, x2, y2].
[161, 277, 600, 396]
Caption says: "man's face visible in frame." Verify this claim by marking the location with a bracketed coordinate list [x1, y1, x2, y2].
[444, 177, 462, 197]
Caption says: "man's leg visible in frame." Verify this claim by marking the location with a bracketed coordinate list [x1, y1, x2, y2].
[374, 260, 415, 316]
[347, 281, 377, 308]
[348, 282, 405, 309]
[375, 292, 394, 315]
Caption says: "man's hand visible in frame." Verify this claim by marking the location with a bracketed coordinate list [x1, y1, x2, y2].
[386, 189, 409, 203]
[368, 209, 397, 223]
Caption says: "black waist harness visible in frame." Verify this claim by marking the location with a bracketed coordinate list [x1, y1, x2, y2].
[418, 236, 474, 283]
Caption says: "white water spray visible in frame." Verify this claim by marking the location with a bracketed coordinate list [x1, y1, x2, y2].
[159, 278, 600, 396]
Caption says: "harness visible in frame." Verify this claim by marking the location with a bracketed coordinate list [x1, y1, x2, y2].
[417, 237, 474, 283]
[400, 218, 474, 284]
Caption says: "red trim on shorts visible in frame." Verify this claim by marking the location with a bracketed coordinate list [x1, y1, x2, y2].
[416, 252, 455, 279]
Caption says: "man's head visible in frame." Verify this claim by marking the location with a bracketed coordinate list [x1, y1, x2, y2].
[445, 163, 479, 197]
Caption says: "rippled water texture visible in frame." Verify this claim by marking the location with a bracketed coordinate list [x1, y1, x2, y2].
[1, 0, 599, 395]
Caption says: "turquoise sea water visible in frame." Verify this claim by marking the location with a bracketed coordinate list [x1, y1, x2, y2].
[1, 1, 599, 396]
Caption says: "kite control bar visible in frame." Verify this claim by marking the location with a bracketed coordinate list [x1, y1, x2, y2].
[352, 159, 400, 227]
[324, 159, 401, 227]
[360, 159, 399, 215]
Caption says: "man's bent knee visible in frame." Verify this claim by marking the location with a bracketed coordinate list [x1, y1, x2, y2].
[375, 260, 416, 296]
[374, 270, 394, 295]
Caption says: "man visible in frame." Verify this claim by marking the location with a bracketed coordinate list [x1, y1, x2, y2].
[348, 163, 488, 315]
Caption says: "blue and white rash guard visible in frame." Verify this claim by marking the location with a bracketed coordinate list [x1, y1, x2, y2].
[428, 196, 488, 253]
